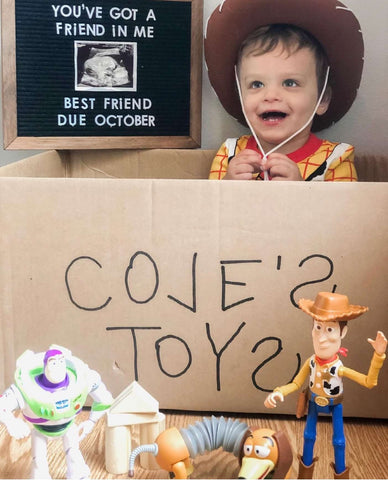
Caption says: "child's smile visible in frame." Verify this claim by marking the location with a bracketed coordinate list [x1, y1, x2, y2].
[260, 110, 288, 123]
[239, 45, 328, 154]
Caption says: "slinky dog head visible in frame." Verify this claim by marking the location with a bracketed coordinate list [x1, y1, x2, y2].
[238, 428, 293, 479]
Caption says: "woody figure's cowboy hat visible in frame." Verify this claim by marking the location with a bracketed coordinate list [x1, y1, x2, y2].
[204, 0, 364, 132]
[298, 292, 368, 322]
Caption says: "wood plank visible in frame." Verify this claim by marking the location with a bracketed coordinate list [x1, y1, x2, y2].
[0, 411, 387, 479]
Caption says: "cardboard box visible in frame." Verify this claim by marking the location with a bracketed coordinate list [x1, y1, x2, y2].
[0, 149, 387, 418]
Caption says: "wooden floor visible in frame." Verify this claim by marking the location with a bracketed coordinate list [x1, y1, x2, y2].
[0, 410, 387, 479]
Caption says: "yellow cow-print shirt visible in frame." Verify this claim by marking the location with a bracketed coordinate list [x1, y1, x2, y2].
[209, 134, 358, 181]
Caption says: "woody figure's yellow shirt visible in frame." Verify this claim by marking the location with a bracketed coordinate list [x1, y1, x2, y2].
[209, 134, 358, 181]
[274, 351, 385, 399]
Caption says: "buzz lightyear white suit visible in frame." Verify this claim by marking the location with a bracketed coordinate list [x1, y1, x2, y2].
[0, 345, 113, 479]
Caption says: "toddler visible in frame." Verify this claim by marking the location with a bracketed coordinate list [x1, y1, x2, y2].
[205, 0, 364, 181]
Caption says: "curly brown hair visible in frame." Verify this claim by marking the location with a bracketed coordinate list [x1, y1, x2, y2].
[237, 24, 330, 99]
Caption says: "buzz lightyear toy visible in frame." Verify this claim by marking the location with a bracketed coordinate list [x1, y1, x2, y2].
[0, 345, 113, 479]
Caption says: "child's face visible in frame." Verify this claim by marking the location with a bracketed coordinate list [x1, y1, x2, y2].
[239, 44, 329, 153]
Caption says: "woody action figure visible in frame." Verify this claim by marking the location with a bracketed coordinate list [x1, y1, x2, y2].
[264, 292, 386, 479]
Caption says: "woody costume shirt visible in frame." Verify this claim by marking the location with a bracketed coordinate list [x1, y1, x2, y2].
[208, 134, 357, 181]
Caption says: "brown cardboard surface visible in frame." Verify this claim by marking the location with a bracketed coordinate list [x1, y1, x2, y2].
[0, 159, 387, 417]
[1, 149, 387, 182]
[0, 149, 215, 179]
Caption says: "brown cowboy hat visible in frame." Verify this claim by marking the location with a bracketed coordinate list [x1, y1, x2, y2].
[204, 0, 364, 131]
[298, 292, 368, 322]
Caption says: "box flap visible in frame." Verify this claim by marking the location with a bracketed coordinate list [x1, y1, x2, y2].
[65, 149, 215, 179]
[0, 150, 67, 177]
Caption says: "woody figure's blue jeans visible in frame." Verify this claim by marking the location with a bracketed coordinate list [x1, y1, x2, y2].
[302, 400, 346, 474]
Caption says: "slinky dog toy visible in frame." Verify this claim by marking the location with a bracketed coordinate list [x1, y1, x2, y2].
[204, 0, 364, 132]
[128, 416, 293, 479]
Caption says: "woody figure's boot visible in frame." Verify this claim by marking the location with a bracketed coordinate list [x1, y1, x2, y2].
[297, 455, 318, 479]
[330, 462, 351, 479]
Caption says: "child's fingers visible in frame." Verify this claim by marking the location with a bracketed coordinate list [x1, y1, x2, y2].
[230, 151, 261, 171]
[261, 153, 302, 181]
[225, 152, 261, 180]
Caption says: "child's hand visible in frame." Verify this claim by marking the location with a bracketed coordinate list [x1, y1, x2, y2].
[224, 149, 261, 180]
[260, 153, 303, 181]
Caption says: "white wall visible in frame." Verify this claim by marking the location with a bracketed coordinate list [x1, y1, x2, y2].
[1, 0, 387, 166]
